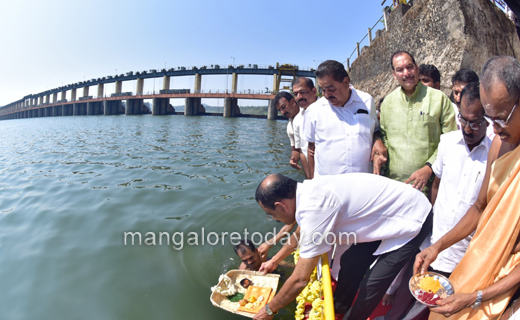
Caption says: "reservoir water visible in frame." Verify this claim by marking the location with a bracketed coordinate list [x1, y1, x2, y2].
[0, 115, 302, 319]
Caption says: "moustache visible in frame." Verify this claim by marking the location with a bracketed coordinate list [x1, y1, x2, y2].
[327, 96, 337, 101]
[298, 98, 307, 103]
[463, 131, 474, 139]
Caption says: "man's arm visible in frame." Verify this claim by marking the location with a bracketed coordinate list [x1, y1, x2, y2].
[431, 264, 520, 317]
[307, 143, 315, 179]
[299, 150, 311, 179]
[431, 176, 441, 205]
[259, 227, 300, 274]
[414, 135, 498, 274]
[405, 165, 433, 190]
[253, 255, 320, 320]
[257, 222, 297, 260]
[290, 147, 301, 170]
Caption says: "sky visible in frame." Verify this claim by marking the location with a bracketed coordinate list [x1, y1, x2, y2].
[0, 0, 389, 107]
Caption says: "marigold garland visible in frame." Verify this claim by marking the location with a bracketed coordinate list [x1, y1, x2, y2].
[293, 249, 324, 320]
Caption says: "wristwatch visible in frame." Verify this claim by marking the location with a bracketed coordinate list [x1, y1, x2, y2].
[471, 290, 483, 309]
[265, 304, 278, 315]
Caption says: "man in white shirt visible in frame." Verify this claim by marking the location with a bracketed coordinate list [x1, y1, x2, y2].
[274, 92, 301, 170]
[292, 77, 317, 179]
[451, 69, 479, 129]
[379, 82, 491, 320]
[252, 173, 432, 320]
[303, 60, 387, 178]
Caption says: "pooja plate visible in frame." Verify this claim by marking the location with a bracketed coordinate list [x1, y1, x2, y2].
[409, 271, 455, 307]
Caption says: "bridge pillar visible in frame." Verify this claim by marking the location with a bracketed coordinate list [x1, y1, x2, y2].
[126, 99, 148, 115]
[194, 74, 202, 93]
[267, 100, 278, 120]
[53, 105, 62, 116]
[39, 108, 45, 117]
[272, 74, 278, 94]
[45, 95, 50, 104]
[184, 97, 204, 116]
[53, 93, 58, 103]
[71, 88, 77, 101]
[97, 84, 104, 98]
[152, 98, 170, 115]
[162, 76, 170, 90]
[73, 103, 87, 116]
[232, 73, 238, 93]
[87, 102, 102, 115]
[46, 107, 53, 117]
[223, 98, 240, 117]
[61, 91, 66, 101]
[103, 100, 123, 115]
[115, 81, 122, 94]
[136, 78, 144, 95]
[83, 86, 89, 97]
[39, 96, 44, 105]
[62, 104, 73, 116]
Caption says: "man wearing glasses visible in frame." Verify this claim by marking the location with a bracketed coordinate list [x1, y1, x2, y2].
[415, 56, 520, 320]
[380, 82, 491, 320]
[253, 173, 432, 320]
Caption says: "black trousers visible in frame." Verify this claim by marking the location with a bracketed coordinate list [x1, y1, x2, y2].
[334, 210, 433, 320]
[383, 262, 450, 320]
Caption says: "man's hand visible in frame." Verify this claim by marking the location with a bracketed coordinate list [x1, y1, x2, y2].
[405, 165, 432, 190]
[429, 292, 476, 317]
[371, 139, 388, 175]
[259, 260, 278, 275]
[257, 243, 272, 261]
[414, 246, 440, 275]
[253, 306, 274, 320]
[290, 150, 301, 170]
[382, 293, 395, 306]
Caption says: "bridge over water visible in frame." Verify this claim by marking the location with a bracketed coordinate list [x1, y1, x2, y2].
[0, 64, 315, 121]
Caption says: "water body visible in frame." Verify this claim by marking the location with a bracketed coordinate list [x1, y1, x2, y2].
[0, 115, 302, 320]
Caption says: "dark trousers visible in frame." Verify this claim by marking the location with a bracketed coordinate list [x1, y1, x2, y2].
[334, 210, 433, 320]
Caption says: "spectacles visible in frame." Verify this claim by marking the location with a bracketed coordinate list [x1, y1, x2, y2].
[484, 104, 517, 128]
[458, 113, 486, 131]
[265, 214, 274, 221]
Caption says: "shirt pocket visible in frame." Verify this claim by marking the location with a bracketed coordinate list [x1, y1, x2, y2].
[462, 171, 484, 204]
[355, 114, 374, 141]
[416, 115, 439, 142]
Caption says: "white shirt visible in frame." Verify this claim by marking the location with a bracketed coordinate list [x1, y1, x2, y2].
[453, 101, 495, 140]
[430, 130, 491, 273]
[295, 173, 432, 259]
[303, 87, 378, 176]
[293, 108, 308, 157]
[286, 117, 295, 147]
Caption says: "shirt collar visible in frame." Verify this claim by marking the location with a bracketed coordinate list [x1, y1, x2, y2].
[400, 81, 423, 99]
[455, 130, 491, 153]
[331, 84, 362, 109]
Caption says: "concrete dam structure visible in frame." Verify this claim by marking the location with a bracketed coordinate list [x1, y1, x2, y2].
[0, 64, 315, 121]
[349, 0, 520, 101]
